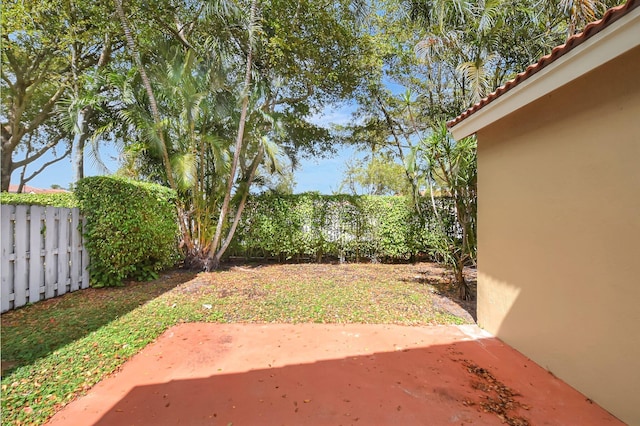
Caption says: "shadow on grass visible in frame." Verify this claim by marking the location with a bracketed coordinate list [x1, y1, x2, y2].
[0, 269, 196, 376]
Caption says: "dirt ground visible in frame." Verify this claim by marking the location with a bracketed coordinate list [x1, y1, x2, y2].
[407, 263, 477, 322]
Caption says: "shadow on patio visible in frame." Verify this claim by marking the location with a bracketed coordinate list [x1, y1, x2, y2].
[47, 323, 622, 426]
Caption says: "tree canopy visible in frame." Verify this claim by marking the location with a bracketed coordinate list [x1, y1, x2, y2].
[1, 0, 622, 270]
[341, 0, 621, 296]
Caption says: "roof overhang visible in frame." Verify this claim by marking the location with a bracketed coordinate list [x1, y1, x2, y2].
[449, 5, 640, 141]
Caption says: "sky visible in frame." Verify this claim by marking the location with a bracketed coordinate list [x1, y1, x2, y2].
[10, 104, 365, 194]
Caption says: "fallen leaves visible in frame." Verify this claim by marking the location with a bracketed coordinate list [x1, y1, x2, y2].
[463, 361, 530, 426]
[161, 263, 474, 326]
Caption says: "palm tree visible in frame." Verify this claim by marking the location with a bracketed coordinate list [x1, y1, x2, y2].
[413, 0, 508, 106]
[113, 0, 177, 190]
[111, 38, 233, 264]
[413, 122, 477, 300]
[207, 0, 259, 270]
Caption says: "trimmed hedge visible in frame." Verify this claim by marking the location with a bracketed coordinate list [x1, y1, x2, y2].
[228, 193, 456, 262]
[0, 192, 78, 208]
[75, 176, 180, 287]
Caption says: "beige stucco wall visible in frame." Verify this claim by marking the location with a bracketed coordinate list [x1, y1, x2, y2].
[476, 46, 640, 425]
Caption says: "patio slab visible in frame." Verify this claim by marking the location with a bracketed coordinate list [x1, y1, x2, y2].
[47, 323, 622, 425]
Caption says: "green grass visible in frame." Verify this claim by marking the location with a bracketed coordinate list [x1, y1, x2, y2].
[1, 263, 473, 425]
[1, 271, 194, 370]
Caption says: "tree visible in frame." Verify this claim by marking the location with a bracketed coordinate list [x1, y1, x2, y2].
[207, 0, 259, 270]
[107, 0, 375, 268]
[203, 0, 375, 268]
[340, 153, 412, 196]
[345, 0, 619, 299]
[411, 122, 476, 299]
[1, 0, 118, 191]
[561, 0, 607, 36]
[67, 32, 114, 183]
[113, 44, 232, 262]
[114, 0, 177, 191]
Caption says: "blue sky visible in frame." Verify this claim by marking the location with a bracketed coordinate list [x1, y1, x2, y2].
[10, 104, 364, 194]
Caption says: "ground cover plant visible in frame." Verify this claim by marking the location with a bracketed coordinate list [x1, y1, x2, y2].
[1, 262, 475, 425]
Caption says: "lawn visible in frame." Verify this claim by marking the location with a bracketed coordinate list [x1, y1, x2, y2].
[1, 262, 475, 425]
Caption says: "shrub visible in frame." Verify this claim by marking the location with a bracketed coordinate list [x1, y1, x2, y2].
[75, 176, 180, 287]
[0, 192, 78, 208]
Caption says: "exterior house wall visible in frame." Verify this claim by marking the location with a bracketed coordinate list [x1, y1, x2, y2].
[476, 46, 640, 424]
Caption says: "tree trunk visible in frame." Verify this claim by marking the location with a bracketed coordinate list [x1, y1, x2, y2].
[72, 108, 89, 183]
[211, 144, 264, 269]
[1, 144, 12, 192]
[114, 0, 196, 263]
[71, 34, 111, 185]
[206, 0, 257, 271]
[454, 260, 470, 301]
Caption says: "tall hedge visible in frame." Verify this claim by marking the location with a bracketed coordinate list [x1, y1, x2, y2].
[0, 192, 78, 208]
[229, 193, 456, 262]
[75, 176, 180, 287]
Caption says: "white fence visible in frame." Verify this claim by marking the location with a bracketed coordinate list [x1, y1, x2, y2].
[1, 204, 89, 313]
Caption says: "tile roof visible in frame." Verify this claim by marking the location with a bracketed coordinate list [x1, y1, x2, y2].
[7, 184, 69, 194]
[447, 0, 639, 129]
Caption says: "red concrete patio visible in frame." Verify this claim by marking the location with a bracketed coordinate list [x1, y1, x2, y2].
[47, 323, 622, 425]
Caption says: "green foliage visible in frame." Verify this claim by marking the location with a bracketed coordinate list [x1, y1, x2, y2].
[340, 154, 412, 196]
[103, 0, 378, 268]
[0, 192, 78, 208]
[1, 0, 120, 191]
[75, 176, 180, 287]
[229, 193, 455, 262]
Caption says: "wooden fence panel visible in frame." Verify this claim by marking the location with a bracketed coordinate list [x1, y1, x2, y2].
[29, 206, 45, 304]
[0, 204, 89, 312]
[13, 205, 28, 307]
[1, 205, 14, 312]
[44, 207, 58, 300]
[57, 208, 69, 296]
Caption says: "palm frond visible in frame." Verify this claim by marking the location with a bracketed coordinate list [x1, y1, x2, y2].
[172, 152, 197, 190]
[260, 136, 282, 175]
[456, 54, 495, 104]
